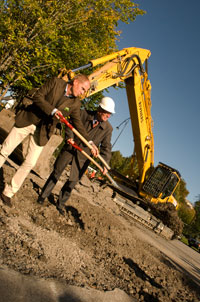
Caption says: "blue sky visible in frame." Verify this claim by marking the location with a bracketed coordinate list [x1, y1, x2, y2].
[107, 0, 200, 204]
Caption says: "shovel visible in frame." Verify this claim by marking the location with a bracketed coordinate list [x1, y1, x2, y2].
[67, 140, 120, 188]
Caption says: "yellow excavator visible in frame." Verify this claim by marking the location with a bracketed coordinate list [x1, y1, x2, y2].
[62, 47, 183, 239]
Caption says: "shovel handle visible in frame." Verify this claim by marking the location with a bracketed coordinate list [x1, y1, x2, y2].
[68, 141, 103, 173]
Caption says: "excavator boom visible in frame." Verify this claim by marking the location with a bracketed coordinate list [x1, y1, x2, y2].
[86, 47, 154, 183]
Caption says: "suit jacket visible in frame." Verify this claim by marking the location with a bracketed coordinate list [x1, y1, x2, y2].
[15, 77, 90, 146]
[63, 109, 113, 181]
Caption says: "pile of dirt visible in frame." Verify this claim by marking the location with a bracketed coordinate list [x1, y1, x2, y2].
[148, 202, 184, 237]
[0, 162, 199, 302]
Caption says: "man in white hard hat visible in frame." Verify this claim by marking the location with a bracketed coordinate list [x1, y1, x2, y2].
[37, 96, 115, 215]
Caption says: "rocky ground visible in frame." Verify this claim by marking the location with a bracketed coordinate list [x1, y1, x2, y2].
[0, 161, 199, 302]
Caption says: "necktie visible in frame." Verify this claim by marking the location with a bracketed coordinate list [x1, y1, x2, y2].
[93, 120, 99, 128]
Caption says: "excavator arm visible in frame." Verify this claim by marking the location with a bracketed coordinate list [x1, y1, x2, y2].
[87, 47, 154, 186]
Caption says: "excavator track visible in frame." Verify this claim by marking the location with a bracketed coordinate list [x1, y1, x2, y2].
[106, 172, 183, 239]
[113, 194, 174, 240]
[107, 180, 175, 240]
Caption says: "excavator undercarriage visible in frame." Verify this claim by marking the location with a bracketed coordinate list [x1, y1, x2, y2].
[108, 183, 183, 240]
[113, 195, 175, 240]
[107, 163, 183, 240]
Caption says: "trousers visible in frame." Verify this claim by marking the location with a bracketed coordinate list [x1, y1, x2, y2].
[40, 149, 77, 207]
[0, 125, 44, 197]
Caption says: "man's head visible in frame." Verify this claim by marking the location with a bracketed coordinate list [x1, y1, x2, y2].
[97, 97, 115, 122]
[71, 74, 90, 98]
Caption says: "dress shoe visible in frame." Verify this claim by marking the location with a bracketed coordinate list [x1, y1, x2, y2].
[1, 193, 12, 208]
[37, 196, 45, 205]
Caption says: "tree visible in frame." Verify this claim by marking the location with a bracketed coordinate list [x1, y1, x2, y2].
[0, 0, 145, 102]
[177, 202, 195, 226]
[189, 199, 200, 238]
[110, 150, 124, 171]
[110, 151, 139, 181]
[172, 178, 196, 225]
[174, 178, 189, 204]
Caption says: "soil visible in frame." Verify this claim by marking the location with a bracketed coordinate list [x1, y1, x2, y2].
[0, 161, 199, 302]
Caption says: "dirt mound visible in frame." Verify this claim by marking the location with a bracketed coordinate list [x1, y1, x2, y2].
[148, 202, 184, 237]
[0, 162, 199, 302]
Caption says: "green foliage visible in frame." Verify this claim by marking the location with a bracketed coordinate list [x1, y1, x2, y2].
[174, 178, 189, 204]
[0, 0, 145, 102]
[110, 150, 124, 171]
[82, 92, 104, 111]
[180, 235, 188, 245]
[177, 202, 195, 225]
[172, 178, 196, 226]
[189, 199, 200, 237]
[181, 197, 200, 238]
[110, 150, 138, 179]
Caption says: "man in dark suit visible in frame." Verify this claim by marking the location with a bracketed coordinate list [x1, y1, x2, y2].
[0, 74, 97, 207]
[37, 97, 115, 215]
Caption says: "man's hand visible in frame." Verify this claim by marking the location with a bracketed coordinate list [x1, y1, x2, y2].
[67, 138, 75, 145]
[54, 109, 63, 119]
[102, 167, 108, 175]
[89, 141, 99, 157]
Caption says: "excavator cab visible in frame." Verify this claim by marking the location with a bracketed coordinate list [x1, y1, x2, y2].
[141, 162, 181, 201]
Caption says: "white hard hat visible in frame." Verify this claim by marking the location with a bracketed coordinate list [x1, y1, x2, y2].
[99, 97, 115, 114]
